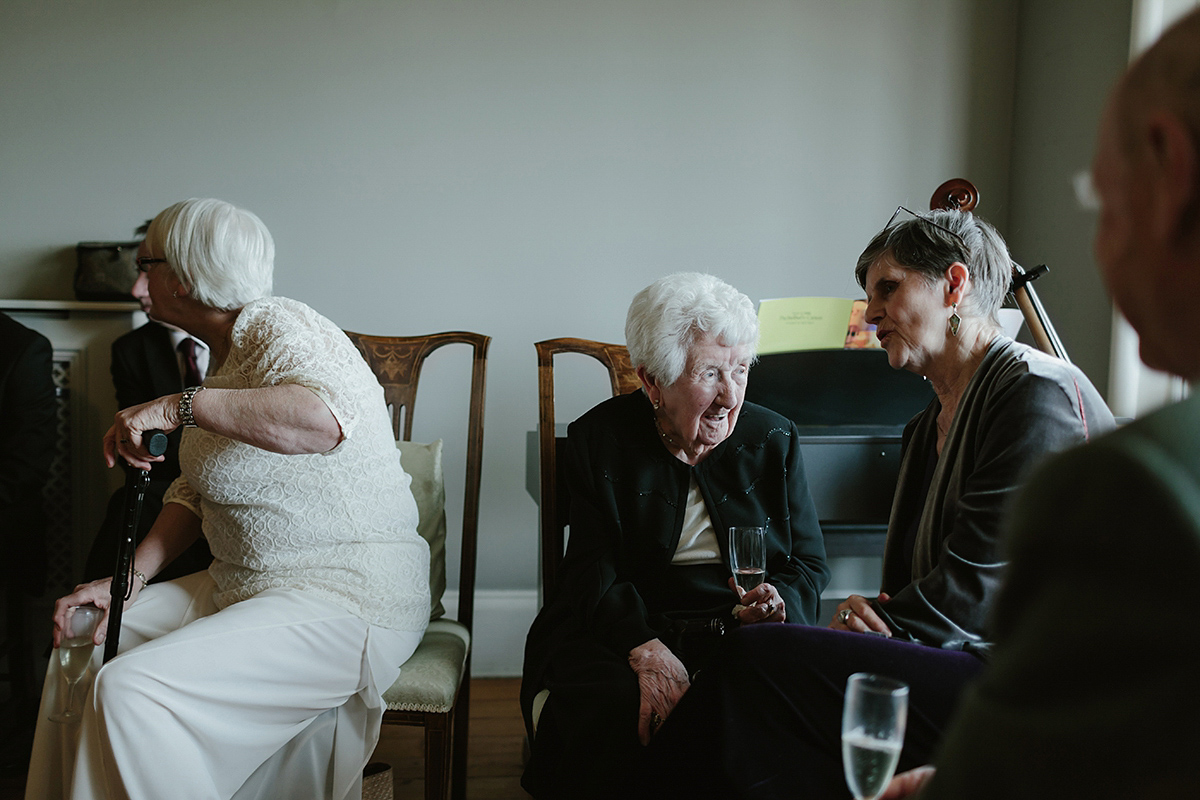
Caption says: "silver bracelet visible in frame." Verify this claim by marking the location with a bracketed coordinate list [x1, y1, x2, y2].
[179, 385, 206, 428]
[132, 568, 149, 590]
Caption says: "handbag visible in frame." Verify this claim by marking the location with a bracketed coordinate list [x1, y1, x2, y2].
[74, 241, 139, 301]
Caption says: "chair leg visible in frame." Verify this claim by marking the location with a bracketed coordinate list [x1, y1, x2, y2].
[424, 712, 453, 800]
[450, 677, 471, 800]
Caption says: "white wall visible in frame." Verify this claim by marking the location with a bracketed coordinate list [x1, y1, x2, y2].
[4, 2, 1133, 674]
[1006, 0, 1133, 394]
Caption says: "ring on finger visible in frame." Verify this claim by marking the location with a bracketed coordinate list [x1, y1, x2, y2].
[837, 608, 853, 623]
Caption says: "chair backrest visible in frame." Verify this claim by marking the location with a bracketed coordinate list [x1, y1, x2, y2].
[535, 338, 640, 602]
[345, 329, 489, 633]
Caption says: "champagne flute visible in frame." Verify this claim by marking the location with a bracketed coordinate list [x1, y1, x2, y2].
[728, 526, 767, 595]
[841, 672, 908, 800]
[49, 605, 103, 723]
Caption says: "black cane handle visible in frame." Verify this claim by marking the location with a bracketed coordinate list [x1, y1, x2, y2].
[144, 429, 169, 457]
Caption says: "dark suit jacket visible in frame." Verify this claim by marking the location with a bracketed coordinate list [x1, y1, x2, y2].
[0, 312, 56, 596]
[111, 319, 187, 481]
[83, 322, 212, 583]
[921, 391, 1200, 799]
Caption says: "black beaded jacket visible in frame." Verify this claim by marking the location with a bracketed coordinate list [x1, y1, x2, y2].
[521, 391, 830, 731]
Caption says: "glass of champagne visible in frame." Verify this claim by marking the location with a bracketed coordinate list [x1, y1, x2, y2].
[841, 672, 908, 800]
[728, 526, 766, 595]
[49, 605, 104, 723]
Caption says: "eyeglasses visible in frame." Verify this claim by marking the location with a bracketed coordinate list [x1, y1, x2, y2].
[884, 206, 968, 250]
[1073, 170, 1100, 211]
[135, 257, 168, 273]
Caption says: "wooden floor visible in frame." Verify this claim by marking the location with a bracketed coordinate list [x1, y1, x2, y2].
[0, 677, 529, 800]
[374, 678, 529, 800]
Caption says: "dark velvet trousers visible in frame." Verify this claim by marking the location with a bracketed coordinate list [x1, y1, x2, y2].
[522, 637, 644, 799]
[523, 629, 730, 799]
[635, 624, 986, 800]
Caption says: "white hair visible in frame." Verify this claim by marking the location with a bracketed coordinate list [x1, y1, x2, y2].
[625, 272, 759, 386]
[145, 198, 274, 311]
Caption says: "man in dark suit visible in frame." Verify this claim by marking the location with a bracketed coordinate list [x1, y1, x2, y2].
[82, 242, 212, 584]
[885, 8, 1200, 799]
[0, 311, 56, 770]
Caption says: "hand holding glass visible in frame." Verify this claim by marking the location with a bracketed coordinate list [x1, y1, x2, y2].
[49, 605, 103, 723]
[842, 672, 909, 800]
[728, 526, 766, 594]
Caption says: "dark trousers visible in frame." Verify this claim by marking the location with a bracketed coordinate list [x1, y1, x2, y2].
[636, 624, 986, 799]
[522, 638, 643, 799]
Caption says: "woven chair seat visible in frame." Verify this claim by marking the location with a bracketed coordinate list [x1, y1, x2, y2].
[382, 618, 470, 714]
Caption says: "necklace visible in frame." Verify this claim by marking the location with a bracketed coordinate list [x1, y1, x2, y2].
[653, 414, 677, 447]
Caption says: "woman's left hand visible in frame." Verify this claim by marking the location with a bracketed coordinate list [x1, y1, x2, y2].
[104, 395, 180, 470]
[729, 577, 786, 624]
[830, 592, 892, 635]
[628, 639, 690, 745]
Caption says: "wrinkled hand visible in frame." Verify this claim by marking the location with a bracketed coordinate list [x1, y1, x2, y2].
[728, 577, 786, 624]
[628, 639, 690, 745]
[877, 765, 936, 799]
[829, 592, 892, 635]
[104, 395, 181, 470]
[51, 576, 142, 649]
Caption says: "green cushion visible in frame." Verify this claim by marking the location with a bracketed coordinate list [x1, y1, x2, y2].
[396, 439, 447, 620]
[383, 619, 471, 714]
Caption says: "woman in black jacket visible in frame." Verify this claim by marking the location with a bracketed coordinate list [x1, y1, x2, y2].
[520, 272, 830, 799]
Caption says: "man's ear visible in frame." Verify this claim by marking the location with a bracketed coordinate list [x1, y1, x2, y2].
[1145, 111, 1198, 243]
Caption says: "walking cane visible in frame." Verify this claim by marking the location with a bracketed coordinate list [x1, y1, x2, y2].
[104, 429, 168, 663]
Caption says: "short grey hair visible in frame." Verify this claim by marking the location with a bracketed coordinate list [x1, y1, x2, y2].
[854, 209, 1011, 324]
[145, 199, 274, 311]
[625, 272, 759, 387]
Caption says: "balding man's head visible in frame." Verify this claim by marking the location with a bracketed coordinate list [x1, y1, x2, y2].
[1091, 7, 1200, 379]
[1120, 10, 1200, 155]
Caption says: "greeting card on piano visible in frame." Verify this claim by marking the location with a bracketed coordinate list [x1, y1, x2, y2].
[757, 297, 880, 354]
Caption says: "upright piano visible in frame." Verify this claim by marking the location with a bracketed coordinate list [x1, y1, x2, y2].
[745, 349, 935, 557]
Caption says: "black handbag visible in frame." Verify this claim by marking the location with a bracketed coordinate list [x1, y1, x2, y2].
[74, 241, 139, 301]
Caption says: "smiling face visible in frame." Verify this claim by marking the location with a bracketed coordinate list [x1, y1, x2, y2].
[646, 333, 752, 463]
[863, 255, 953, 376]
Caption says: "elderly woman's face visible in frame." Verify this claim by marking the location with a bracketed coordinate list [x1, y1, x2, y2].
[653, 333, 752, 458]
[864, 255, 952, 375]
[136, 243, 186, 326]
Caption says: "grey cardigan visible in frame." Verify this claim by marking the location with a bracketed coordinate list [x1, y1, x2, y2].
[871, 337, 1114, 651]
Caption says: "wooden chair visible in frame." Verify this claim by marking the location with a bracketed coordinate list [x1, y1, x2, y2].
[344, 329, 489, 800]
[534, 338, 640, 603]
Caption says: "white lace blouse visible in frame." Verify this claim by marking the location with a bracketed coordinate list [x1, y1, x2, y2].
[163, 297, 429, 632]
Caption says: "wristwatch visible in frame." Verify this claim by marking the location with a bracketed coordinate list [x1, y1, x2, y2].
[179, 385, 206, 428]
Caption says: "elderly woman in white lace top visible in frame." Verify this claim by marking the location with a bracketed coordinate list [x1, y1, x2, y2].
[25, 199, 429, 800]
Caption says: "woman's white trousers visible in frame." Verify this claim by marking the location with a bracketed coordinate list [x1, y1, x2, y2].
[24, 572, 422, 800]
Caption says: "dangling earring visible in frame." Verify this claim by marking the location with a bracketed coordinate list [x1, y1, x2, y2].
[948, 303, 961, 337]
[653, 400, 660, 410]
[173, 289, 179, 298]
